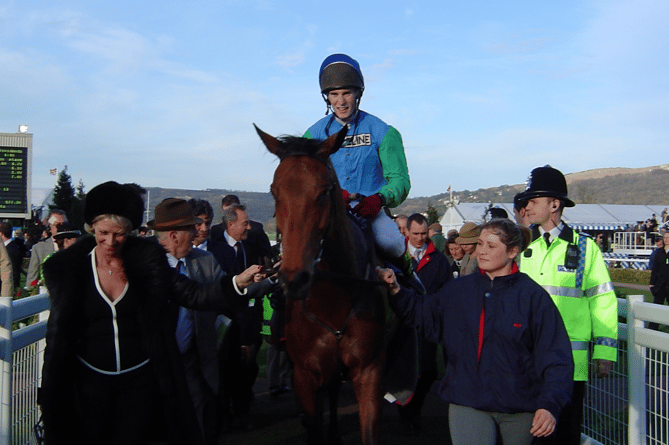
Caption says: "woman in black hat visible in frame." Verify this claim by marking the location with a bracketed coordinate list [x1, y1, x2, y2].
[39, 182, 262, 445]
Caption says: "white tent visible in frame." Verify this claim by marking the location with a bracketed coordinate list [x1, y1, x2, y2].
[440, 203, 661, 233]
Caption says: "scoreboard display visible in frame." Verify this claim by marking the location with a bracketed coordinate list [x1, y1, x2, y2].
[0, 132, 32, 219]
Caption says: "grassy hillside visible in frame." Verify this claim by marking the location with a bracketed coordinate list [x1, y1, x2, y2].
[144, 164, 669, 230]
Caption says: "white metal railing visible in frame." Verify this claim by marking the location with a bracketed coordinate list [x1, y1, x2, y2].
[0, 294, 50, 445]
[613, 231, 657, 254]
[582, 295, 669, 445]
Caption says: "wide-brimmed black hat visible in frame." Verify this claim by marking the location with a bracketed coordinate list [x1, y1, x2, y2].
[516, 165, 575, 207]
[84, 181, 145, 230]
[53, 222, 81, 240]
[147, 198, 202, 231]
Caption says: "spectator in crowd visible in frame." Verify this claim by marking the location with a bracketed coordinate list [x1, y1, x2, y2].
[595, 233, 610, 253]
[152, 198, 225, 445]
[399, 213, 452, 434]
[52, 223, 81, 251]
[488, 207, 508, 220]
[304, 53, 419, 289]
[649, 235, 665, 271]
[37, 223, 83, 287]
[517, 166, 617, 445]
[0, 238, 12, 297]
[1, 222, 27, 292]
[40, 181, 262, 445]
[26, 209, 66, 289]
[137, 226, 150, 237]
[445, 233, 465, 279]
[456, 222, 481, 276]
[265, 287, 291, 398]
[513, 193, 531, 227]
[395, 215, 409, 238]
[428, 222, 446, 253]
[649, 231, 669, 331]
[376, 218, 574, 445]
[211, 195, 273, 267]
[188, 199, 230, 264]
[215, 203, 265, 431]
[662, 208, 668, 224]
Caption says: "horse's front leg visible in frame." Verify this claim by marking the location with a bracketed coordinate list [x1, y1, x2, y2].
[350, 359, 384, 445]
[327, 378, 342, 445]
[293, 364, 326, 444]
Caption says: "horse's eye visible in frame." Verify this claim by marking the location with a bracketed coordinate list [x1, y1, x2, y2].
[316, 189, 330, 203]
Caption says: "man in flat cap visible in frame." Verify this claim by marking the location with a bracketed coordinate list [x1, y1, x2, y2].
[517, 166, 617, 445]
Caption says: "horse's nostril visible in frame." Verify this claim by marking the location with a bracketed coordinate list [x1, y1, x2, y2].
[295, 271, 311, 287]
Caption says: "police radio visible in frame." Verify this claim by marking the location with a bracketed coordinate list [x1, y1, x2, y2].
[565, 244, 580, 270]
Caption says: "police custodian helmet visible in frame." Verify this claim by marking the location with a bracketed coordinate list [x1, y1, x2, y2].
[319, 54, 365, 94]
[517, 165, 576, 207]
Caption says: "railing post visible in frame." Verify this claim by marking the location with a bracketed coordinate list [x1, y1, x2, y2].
[0, 296, 13, 445]
[627, 294, 646, 445]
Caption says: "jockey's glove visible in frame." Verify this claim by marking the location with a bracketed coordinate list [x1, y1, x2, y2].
[352, 193, 384, 218]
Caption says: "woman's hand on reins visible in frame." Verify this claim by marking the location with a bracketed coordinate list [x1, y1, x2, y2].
[375, 267, 401, 295]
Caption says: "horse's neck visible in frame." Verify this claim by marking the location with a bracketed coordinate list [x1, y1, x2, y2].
[322, 213, 360, 277]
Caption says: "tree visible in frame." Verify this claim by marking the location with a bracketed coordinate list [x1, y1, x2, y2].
[76, 179, 86, 199]
[426, 201, 439, 225]
[50, 166, 84, 229]
[51, 166, 75, 213]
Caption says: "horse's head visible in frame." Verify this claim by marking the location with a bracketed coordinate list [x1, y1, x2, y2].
[256, 124, 348, 300]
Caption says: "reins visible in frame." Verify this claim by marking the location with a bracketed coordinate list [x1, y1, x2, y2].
[314, 268, 386, 287]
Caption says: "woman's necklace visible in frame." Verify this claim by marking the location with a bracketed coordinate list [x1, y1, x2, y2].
[97, 251, 123, 277]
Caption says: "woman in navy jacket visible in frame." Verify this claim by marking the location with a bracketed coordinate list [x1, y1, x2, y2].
[377, 218, 573, 445]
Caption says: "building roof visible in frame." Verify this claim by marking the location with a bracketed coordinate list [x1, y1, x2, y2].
[440, 203, 665, 232]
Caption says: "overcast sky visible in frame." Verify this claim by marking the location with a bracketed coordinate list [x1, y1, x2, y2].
[2, 0, 667, 199]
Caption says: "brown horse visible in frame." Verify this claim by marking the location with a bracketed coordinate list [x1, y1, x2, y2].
[256, 125, 386, 445]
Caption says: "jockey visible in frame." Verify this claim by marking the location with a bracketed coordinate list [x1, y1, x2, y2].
[305, 53, 419, 287]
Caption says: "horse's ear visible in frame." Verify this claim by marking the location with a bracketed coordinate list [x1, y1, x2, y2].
[254, 124, 284, 157]
[317, 125, 348, 158]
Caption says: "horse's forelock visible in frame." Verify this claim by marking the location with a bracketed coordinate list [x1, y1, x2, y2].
[276, 135, 326, 159]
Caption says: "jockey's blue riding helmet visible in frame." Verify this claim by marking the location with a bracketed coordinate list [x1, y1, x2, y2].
[319, 54, 365, 94]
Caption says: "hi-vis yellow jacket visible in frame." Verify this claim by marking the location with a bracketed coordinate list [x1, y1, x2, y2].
[520, 224, 618, 381]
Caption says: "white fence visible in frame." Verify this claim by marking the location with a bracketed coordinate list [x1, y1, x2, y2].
[582, 295, 669, 445]
[0, 294, 49, 445]
[1, 293, 669, 444]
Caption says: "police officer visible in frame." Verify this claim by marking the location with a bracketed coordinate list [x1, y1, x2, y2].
[304, 53, 416, 282]
[517, 165, 618, 445]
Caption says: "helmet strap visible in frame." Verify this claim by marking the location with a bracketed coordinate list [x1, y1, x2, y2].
[322, 93, 331, 115]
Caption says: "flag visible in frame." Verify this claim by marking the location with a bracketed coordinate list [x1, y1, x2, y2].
[447, 185, 452, 192]
[50, 169, 57, 175]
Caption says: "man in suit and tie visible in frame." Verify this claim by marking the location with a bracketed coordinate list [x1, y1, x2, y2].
[216, 203, 265, 430]
[26, 209, 67, 290]
[151, 198, 228, 445]
[210, 194, 273, 266]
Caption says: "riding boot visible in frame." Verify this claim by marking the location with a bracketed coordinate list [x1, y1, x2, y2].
[389, 249, 426, 295]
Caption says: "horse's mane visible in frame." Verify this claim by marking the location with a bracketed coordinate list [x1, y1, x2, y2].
[276, 135, 326, 159]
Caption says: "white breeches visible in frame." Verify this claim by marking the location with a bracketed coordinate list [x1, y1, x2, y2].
[351, 200, 406, 258]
